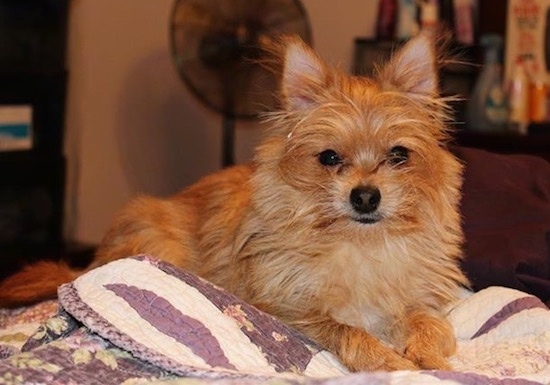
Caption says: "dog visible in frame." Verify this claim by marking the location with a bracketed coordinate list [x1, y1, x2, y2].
[0, 31, 468, 372]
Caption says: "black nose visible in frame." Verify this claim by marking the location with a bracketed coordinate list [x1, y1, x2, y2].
[350, 186, 381, 214]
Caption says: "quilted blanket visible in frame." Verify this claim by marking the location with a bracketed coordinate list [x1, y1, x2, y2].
[1, 255, 550, 384]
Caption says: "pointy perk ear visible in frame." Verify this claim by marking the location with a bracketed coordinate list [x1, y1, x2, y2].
[378, 32, 439, 97]
[280, 36, 327, 111]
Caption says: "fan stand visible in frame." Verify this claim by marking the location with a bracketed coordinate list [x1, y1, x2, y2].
[222, 114, 235, 167]
[219, 66, 251, 168]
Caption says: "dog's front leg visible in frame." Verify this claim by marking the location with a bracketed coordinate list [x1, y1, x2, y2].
[403, 309, 456, 370]
[302, 317, 418, 372]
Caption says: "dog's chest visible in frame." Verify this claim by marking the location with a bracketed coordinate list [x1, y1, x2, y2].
[323, 241, 417, 344]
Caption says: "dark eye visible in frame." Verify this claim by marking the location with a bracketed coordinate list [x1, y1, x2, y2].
[388, 146, 409, 165]
[318, 149, 342, 166]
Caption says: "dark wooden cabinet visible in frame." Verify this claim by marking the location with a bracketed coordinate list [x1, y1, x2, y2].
[0, 1, 98, 280]
[0, 0, 69, 254]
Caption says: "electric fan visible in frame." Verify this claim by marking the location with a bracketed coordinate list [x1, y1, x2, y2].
[169, 0, 312, 167]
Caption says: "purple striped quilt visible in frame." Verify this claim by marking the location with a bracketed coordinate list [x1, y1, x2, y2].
[2, 255, 550, 384]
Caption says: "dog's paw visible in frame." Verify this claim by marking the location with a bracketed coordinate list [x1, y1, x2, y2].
[375, 352, 419, 371]
[403, 310, 456, 370]
[340, 342, 419, 371]
[404, 348, 451, 370]
[348, 347, 419, 372]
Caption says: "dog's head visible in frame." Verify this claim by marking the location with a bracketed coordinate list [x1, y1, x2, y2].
[253, 33, 463, 239]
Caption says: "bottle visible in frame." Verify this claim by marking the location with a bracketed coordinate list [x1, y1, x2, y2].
[376, 0, 397, 40]
[396, 0, 419, 40]
[527, 61, 547, 123]
[466, 34, 508, 132]
[508, 56, 530, 135]
[453, 0, 476, 46]
[419, 0, 439, 33]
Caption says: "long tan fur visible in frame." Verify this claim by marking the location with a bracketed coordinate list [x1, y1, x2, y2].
[0, 31, 468, 371]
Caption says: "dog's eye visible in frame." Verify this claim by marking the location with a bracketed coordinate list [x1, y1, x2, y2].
[318, 149, 342, 166]
[388, 146, 409, 165]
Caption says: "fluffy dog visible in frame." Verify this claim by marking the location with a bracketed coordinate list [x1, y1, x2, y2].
[0, 32, 468, 372]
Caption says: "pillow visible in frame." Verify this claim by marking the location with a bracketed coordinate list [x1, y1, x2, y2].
[452, 146, 550, 305]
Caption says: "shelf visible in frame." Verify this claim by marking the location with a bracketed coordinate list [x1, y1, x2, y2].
[0, 0, 69, 270]
[453, 128, 550, 162]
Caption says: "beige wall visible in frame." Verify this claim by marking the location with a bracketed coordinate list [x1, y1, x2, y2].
[65, 0, 378, 244]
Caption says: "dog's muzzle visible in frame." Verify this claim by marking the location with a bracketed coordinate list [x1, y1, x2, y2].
[350, 186, 381, 224]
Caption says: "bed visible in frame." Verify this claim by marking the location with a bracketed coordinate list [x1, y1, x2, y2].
[1, 146, 550, 385]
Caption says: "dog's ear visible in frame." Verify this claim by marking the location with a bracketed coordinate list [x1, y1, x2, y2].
[279, 36, 327, 111]
[378, 31, 440, 97]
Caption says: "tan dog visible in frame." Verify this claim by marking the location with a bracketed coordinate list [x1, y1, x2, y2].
[0, 32, 468, 372]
